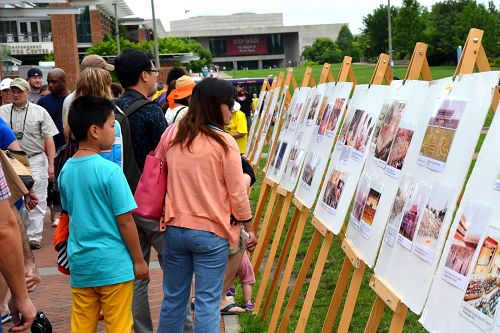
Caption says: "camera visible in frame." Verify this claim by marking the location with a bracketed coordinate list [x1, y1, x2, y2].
[14, 132, 23, 140]
[31, 311, 52, 333]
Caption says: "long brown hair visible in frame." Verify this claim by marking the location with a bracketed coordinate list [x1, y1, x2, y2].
[171, 78, 236, 153]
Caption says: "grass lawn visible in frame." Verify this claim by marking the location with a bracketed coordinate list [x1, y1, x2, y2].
[236, 65, 498, 332]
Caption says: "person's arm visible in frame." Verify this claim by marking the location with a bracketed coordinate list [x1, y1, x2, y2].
[44, 137, 55, 182]
[7, 140, 21, 151]
[115, 212, 148, 280]
[0, 199, 36, 331]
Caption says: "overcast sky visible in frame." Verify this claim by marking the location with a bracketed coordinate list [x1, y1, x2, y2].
[127, 0, 493, 34]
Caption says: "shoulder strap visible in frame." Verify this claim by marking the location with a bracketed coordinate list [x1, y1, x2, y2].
[172, 106, 187, 124]
[124, 99, 154, 117]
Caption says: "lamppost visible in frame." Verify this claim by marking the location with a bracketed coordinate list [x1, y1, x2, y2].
[113, 1, 120, 54]
[150, 0, 160, 68]
[387, 0, 393, 67]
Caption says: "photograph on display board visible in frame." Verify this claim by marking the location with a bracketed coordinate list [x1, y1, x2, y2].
[373, 100, 406, 163]
[419, 99, 467, 172]
[301, 152, 321, 188]
[359, 179, 383, 239]
[384, 174, 415, 246]
[315, 95, 329, 129]
[326, 98, 345, 136]
[306, 94, 321, 126]
[269, 140, 281, 168]
[318, 102, 333, 136]
[322, 169, 349, 214]
[338, 109, 365, 146]
[413, 182, 453, 264]
[371, 103, 390, 148]
[352, 113, 374, 154]
[397, 181, 431, 250]
[442, 201, 493, 290]
[386, 127, 414, 177]
[289, 150, 305, 182]
[274, 141, 288, 174]
[352, 173, 371, 223]
[460, 226, 500, 332]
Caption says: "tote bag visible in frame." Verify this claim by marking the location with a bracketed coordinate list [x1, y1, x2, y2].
[132, 123, 176, 221]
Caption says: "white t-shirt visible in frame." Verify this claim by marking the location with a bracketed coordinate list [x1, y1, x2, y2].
[165, 105, 188, 125]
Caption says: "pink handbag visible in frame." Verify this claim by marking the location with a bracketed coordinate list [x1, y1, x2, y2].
[132, 124, 177, 224]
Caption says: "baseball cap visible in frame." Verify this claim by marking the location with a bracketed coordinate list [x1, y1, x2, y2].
[0, 78, 12, 91]
[27, 68, 43, 78]
[10, 78, 30, 91]
[81, 54, 114, 71]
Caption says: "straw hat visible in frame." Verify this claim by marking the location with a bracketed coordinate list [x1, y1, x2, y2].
[168, 75, 195, 108]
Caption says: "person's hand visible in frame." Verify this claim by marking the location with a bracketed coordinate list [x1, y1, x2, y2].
[8, 295, 36, 332]
[48, 166, 54, 182]
[25, 265, 41, 293]
[134, 260, 149, 280]
[245, 231, 257, 253]
[24, 191, 39, 211]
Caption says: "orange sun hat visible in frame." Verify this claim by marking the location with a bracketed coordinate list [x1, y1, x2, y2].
[168, 75, 196, 109]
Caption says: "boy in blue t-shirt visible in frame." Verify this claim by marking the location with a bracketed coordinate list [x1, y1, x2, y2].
[58, 96, 148, 332]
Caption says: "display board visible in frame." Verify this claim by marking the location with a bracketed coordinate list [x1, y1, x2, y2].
[266, 87, 311, 183]
[374, 71, 500, 314]
[345, 80, 430, 268]
[280, 84, 328, 192]
[312, 84, 390, 234]
[251, 87, 282, 166]
[245, 90, 269, 154]
[294, 81, 353, 208]
[420, 104, 500, 333]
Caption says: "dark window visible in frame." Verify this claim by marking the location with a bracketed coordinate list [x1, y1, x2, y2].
[209, 38, 227, 57]
[267, 34, 283, 55]
[76, 6, 92, 43]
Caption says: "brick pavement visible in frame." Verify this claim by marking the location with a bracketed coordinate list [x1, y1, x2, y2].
[2, 213, 227, 333]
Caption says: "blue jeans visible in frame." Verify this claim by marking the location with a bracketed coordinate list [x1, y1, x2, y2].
[158, 227, 229, 333]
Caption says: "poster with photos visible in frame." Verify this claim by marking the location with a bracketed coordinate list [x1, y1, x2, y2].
[266, 87, 311, 184]
[252, 86, 281, 166]
[372, 100, 406, 165]
[345, 80, 430, 268]
[281, 85, 327, 192]
[294, 82, 353, 209]
[313, 84, 389, 234]
[245, 90, 269, 154]
[418, 99, 467, 173]
[375, 71, 500, 315]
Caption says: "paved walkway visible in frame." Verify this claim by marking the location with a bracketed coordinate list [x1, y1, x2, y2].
[2, 213, 230, 333]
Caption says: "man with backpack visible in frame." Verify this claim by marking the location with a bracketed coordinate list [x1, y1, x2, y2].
[114, 49, 186, 333]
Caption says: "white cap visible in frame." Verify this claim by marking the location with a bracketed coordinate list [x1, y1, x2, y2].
[0, 78, 12, 91]
[233, 101, 241, 112]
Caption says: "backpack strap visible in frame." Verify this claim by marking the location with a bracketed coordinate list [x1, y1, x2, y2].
[124, 99, 155, 117]
[172, 106, 187, 125]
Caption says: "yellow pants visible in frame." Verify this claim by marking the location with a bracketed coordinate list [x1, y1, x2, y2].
[71, 280, 134, 333]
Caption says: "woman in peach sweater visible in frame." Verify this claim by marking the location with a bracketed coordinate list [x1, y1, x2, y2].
[157, 78, 255, 333]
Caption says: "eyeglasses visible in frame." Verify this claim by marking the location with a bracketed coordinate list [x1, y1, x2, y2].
[147, 69, 160, 77]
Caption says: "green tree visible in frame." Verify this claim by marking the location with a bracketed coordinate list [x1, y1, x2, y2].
[335, 25, 361, 62]
[425, 0, 498, 65]
[392, 0, 428, 59]
[302, 38, 343, 64]
[362, 5, 399, 59]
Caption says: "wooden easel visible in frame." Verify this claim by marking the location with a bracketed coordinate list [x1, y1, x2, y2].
[250, 66, 320, 273]
[246, 76, 281, 165]
[268, 53, 393, 333]
[251, 68, 298, 237]
[363, 28, 497, 333]
[251, 62, 344, 329]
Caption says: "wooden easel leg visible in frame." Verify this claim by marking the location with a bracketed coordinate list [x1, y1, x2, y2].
[363, 297, 386, 333]
[254, 192, 293, 313]
[294, 232, 334, 333]
[252, 192, 285, 273]
[337, 261, 367, 333]
[267, 209, 309, 333]
[260, 207, 300, 319]
[388, 304, 408, 333]
[253, 181, 271, 233]
[251, 188, 278, 271]
[321, 256, 353, 333]
[276, 230, 323, 333]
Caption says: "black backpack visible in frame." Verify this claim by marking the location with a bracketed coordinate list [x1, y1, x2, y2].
[115, 99, 156, 193]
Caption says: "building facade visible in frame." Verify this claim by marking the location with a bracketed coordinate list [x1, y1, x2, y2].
[166, 13, 346, 70]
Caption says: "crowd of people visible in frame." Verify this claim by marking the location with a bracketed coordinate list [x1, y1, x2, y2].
[0, 49, 258, 333]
